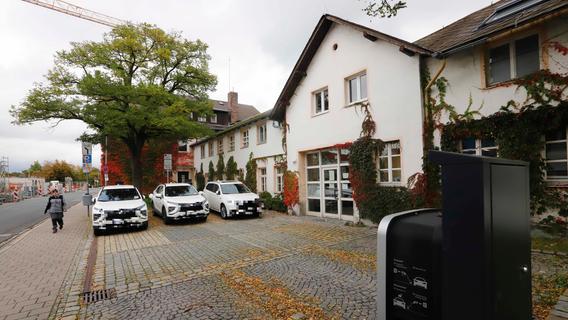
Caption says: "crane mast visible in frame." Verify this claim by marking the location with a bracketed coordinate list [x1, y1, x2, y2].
[21, 0, 125, 27]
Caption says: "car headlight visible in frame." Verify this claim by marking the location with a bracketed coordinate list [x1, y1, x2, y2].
[135, 204, 147, 216]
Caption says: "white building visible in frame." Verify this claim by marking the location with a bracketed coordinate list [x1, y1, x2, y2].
[270, 1, 568, 221]
[270, 15, 430, 221]
[192, 110, 285, 195]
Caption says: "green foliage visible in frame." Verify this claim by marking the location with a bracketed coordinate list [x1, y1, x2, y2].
[441, 71, 568, 215]
[226, 156, 238, 180]
[11, 23, 217, 188]
[208, 161, 216, 182]
[244, 153, 257, 192]
[23, 161, 42, 177]
[237, 168, 245, 182]
[216, 154, 225, 180]
[196, 163, 205, 191]
[259, 191, 287, 212]
[363, 0, 407, 18]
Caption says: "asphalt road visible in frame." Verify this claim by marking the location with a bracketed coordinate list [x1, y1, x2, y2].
[0, 190, 95, 244]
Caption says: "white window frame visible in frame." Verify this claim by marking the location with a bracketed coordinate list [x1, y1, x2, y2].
[545, 128, 568, 180]
[178, 140, 189, 153]
[346, 72, 367, 105]
[460, 138, 498, 156]
[486, 33, 540, 86]
[259, 167, 267, 192]
[313, 88, 329, 115]
[275, 166, 284, 193]
[208, 141, 214, 157]
[257, 123, 267, 144]
[241, 130, 249, 149]
[198, 115, 207, 122]
[229, 134, 235, 152]
[378, 141, 402, 185]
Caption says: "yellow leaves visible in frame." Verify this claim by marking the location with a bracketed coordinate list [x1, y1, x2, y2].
[302, 245, 376, 271]
[220, 270, 333, 320]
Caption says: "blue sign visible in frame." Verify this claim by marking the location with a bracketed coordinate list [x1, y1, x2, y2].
[83, 154, 92, 164]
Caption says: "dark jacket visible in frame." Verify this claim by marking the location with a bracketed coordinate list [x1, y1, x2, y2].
[44, 195, 66, 219]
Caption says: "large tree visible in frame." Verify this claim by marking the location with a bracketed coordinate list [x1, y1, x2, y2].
[11, 23, 217, 188]
[362, 0, 406, 18]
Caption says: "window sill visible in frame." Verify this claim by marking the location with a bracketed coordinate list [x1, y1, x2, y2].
[345, 99, 368, 108]
[483, 70, 542, 90]
[379, 182, 404, 187]
[312, 110, 329, 118]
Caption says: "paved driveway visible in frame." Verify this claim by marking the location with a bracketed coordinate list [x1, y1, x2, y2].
[80, 211, 378, 319]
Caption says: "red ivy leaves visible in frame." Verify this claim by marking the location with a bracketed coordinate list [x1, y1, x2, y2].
[548, 41, 568, 56]
[283, 171, 299, 207]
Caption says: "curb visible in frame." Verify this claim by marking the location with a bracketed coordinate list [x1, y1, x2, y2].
[531, 249, 568, 257]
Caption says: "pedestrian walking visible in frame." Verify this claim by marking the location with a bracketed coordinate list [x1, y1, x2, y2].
[44, 189, 66, 233]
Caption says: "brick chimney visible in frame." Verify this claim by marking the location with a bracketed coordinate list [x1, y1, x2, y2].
[228, 91, 239, 124]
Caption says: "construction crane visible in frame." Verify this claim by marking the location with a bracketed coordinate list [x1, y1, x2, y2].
[21, 0, 126, 27]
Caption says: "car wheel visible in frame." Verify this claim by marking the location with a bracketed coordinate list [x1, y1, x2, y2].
[220, 204, 228, 219]
[93, 228, 103, 236]
[162, 207, 170, 224]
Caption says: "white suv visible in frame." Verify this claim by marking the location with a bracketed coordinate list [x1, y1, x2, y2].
[91, 185, 148, 236]
[149, 183, 208, 224]
[202, 181, 261, 219]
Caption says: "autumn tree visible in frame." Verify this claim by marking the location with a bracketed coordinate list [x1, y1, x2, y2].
[40, 160, 76, 182]
[11, 23, 216, 188]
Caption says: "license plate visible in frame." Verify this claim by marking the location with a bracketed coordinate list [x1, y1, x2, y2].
[247, 207, 253, 210]
[113, 219, 123, 225]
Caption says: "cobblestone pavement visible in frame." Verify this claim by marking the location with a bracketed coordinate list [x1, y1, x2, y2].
[0, 203, 90, 320]
[78, 212, 378, 319]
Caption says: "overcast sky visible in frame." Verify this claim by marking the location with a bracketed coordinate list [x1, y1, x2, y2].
[0, 0, 494, 172]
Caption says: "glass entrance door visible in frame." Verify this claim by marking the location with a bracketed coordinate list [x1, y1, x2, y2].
[305, 147, 354, 221]
[323, 168, 339, 216]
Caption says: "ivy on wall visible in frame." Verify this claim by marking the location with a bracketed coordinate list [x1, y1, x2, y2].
[245, 153, 257, 192]
[441, 71, 568, 214]
[196, 163, 205, 191]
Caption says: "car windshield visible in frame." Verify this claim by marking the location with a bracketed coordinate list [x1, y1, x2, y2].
[98, 188, 140, 202]
[220, 183, 250, 194]
[165, 185, 198, 197]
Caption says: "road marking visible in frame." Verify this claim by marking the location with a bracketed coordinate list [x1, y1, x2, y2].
[0, 234, 12, 237]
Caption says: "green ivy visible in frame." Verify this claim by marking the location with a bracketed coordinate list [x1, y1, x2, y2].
[196, 163, 205, 191]
[441, 71, 568, 215]
[208, 160, 216, 182]
[226, 156, 238, 180]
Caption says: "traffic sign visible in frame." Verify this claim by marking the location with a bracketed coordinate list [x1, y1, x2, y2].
[82, 142, 92, 155]
[83, 154, 92, 164]
[82, 163, 92, 173]
[164, 154, 172, 170]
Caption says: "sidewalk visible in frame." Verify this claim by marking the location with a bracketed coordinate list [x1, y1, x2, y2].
[0, 203, 91, 320]
[549, 289, 568, 320]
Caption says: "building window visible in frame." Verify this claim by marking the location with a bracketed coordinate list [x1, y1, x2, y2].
[259, 168, 267, 192]
[210, 114, 217, 123]
[487, 34, 539, 85]
[200, 145, 205, 159]
[217, 138, 224, 155]
[241, 130, 249, 148]
[275, 166, 284, 193]
[460, 137, 498, 157]
[313, 88, 329, 115]
[378, 141, 402, 183]
[208, 141, 214, 157]
[198, 115, 207, 122]
[545, 128, 568, 179]
[347, 73, 367, 104]
[229, 134, 235, 152]
[178, 140, 188, 152]
[257, 123, 267, 144]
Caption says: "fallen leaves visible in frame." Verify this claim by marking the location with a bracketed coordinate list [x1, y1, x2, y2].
[221, 270, 334, 320]
[302, 245, 376, 271]
[532, 273, 568, 320]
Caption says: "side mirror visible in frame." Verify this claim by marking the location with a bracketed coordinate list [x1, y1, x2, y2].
[198, 191, 204, 196]
[91, 197, 97, 204]
[216, 190, 221, 195]
[156, 194, 163, 199]
[148, 194, 154, 199]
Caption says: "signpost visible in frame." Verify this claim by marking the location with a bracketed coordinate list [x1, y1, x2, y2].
[82, 142, 92, 216]
[164, 154, 172, 183]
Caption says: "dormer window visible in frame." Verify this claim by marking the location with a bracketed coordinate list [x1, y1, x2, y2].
[486, 34, 540, 85]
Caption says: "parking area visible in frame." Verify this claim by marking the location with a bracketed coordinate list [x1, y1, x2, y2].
[80, 211, 378, 319]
